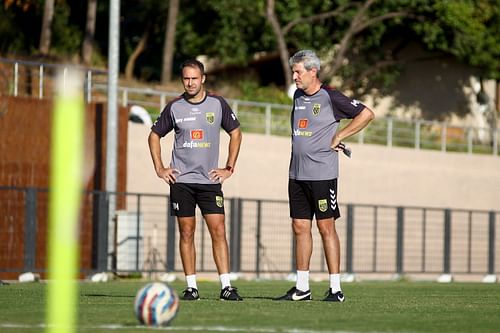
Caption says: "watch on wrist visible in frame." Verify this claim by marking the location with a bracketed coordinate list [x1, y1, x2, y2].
[225, 165, 234, 173]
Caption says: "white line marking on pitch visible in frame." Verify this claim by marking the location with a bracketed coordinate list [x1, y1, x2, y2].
[0, 323, 386, 333]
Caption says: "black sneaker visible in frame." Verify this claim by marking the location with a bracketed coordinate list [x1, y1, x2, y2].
[322, 289, 345, 302]
[181, 287, 200, 300]
[274, 287, 312, 301]
[220, 286, 243, 301]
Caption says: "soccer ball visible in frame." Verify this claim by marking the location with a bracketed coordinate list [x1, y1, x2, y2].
[134, 282, 179, 326]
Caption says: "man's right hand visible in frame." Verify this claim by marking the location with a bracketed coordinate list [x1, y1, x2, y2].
[156, 167, 180, 184]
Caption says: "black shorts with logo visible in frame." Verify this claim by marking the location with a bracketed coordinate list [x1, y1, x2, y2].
[288, 178, 341, 220]
[169, 183, 225, 217]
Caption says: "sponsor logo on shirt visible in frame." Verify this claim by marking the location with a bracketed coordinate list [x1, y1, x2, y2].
[184, 117, 196, 122]
[312, 103, 321, 116]
[191, 129, 204, 140]
[184, 129, 211, 148]
[296, 106, 306, 110]
[182, 141, 211, 148]
[206, 112, 215, 124]
[298, 119, 308, 129]
[293, 129, 312, 137]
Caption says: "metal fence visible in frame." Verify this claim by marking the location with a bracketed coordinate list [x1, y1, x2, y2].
[0, 58, 498, 155]
[1, 186, 498, 278]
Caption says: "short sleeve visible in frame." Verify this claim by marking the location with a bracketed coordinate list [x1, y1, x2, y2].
[215, 96, 240, 133]
[325, 87, 365, 120]
[151, 101, 175, 137]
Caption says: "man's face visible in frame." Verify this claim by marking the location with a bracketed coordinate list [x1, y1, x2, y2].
[182, 66, 205, 97]
[292, 62, 317, 92]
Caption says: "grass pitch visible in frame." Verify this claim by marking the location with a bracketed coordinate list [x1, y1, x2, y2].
[0, 279, 499, 333]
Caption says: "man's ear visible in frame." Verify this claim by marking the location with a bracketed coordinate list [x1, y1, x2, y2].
[311, 67, 318, 78]
[202, 74, 206, 84]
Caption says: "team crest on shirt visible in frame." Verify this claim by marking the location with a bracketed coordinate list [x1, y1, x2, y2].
[312, 103, 321, 116]
[318, 199, 328, 212]
[215, 196, 224, 208]
[206, 112, 215, 124]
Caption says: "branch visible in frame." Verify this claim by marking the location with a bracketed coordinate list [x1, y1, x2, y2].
[353, 11, 411, 34]
[282, 2, 354, 36]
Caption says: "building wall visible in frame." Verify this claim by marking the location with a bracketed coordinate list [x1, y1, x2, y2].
[129, 122, 500, 211]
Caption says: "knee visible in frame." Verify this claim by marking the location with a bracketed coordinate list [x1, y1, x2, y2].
[210, 224, 226, 241]
[179, 228, 195, 242]
[292, 222, 310, 236]
[318, 223, 336, 238]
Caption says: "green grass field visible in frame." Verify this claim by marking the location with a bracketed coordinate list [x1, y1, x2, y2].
[0, 280, 499, 333]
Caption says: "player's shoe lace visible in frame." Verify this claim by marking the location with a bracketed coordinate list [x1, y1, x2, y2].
[273, 286, 312, 301]
[322, 289, 345, 302]
[220, 286, 243, 301]
[181, 287, 200, 300]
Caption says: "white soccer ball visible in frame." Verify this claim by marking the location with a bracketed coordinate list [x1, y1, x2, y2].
[134, 282, 179, 326]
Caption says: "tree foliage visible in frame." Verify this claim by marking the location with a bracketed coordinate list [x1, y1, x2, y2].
[0, 0, 498, 87]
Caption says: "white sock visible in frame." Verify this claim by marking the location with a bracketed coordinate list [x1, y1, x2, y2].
[296, 270, 310, 291]
[330, 273, 341, 292]
[186, 274, 197, 289]
[219, 273, 231, 289]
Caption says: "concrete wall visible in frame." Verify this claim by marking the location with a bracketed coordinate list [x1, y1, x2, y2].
[128, 122, 500, 211]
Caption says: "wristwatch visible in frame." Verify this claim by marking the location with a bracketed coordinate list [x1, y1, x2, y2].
[225, 165, 234, 173]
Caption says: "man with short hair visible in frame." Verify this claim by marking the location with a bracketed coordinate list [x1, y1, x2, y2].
[148, 59, 243, 301]
[275, 50, 374, 302]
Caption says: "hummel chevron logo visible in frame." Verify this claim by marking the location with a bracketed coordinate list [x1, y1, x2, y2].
[338, 295, 345, 302]
[291, 291, 311, 301]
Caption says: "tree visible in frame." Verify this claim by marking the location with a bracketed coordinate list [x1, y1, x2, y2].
[82, 0, 97, 66]
[161, 0, 179, 84]
[39, 0, 55, 55]
[265, 0, 410, 90]
[124, 25, 150, 80]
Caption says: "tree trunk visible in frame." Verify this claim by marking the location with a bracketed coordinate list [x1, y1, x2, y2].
[124, 28, 149, 80]
[82, 0, 98, 66]
[161, 0, 179, 84]
[39, 0, 55, 55]
[265, 0, 292, 88]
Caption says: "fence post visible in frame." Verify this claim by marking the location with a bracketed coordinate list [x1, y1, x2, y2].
[93, 191, 109, 271]
[135, 194, 141, 271]
[443, 209, 451, 274]
[396, 207, 404, 274]
[415, 120, 421, 150]
[265, 105, 271, 135]
[230, 198, 242, 272]
[14, 62, 18, 96]
[166, 196, 176, 271]
[24, 188, 37, 272]
[346, 204, 354, 274]
[387, 118, 393, 147]
[488, 212, 495, 274]
[39, 65, 44, 99]
[86, 70, 92, 103]
[255, 200, 262, 278]
[441, 123, 447, 152]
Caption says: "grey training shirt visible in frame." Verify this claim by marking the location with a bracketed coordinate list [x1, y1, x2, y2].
[289, 85, 365, 181]
[151, 93, 240, 184]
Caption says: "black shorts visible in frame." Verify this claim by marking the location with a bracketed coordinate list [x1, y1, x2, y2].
[169, 183, 225, 217]
[288, 178, 341, 220]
